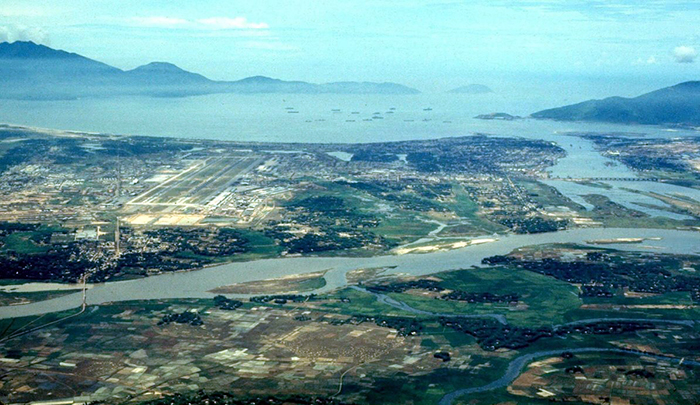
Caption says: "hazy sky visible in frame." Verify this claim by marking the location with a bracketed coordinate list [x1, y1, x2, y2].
[0, 0, 697, 93]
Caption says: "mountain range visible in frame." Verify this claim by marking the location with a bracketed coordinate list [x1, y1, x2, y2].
[531, 81, 700, 127]
[447, 84, 493, 94]
[0, 41, 420, 99]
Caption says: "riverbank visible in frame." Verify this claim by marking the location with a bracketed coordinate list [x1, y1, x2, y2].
[2, 227, 699, 319]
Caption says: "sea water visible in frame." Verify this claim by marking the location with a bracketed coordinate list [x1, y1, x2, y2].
[2, 92, 698, 217]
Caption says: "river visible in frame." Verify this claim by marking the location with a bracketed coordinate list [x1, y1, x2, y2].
[3, 227, 700, 319]
[350, 284, 698, 404]
[438, 347, 700, 405]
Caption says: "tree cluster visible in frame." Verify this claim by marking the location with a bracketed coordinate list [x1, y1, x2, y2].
[158, 311, 203, 326]
[440, 318, 655, 351]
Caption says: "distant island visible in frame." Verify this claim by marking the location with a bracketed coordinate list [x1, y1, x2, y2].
[0, 41, 420, 99]
[531, 81, 700, 128]
[448, 84, 493, 94]
[474, 112, 522, 120]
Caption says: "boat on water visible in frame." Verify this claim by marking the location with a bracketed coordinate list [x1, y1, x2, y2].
[423, 107, 433, 111]
[331, 109, 341, 112]
[287, 111, 299, 114]
[351, 111, 360, 114]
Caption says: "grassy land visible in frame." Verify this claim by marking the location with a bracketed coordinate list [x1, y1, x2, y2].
[439, 184, 506, 236]
[317, 287, 420, 318]
[581, 290, 695, 306]
[518, 180, 587, 211]
[171, 229, 282, 264]
[373, 216, 437, 243]
[1, 232, 51, 254]
[381, 267, 581, 327]
[232, 229, 284, 259]
[323, 261, 700, 328]
[566, 306, 700, 323]
[211, 272, 327, 295]
[0, 290, 75, 306]
[362, 358, 511, 405]
[284, 180, 440, 247]
[4, 292, 698, 405]
[301, 180, 506, 243]
[319, 265, 583, 327]
[581, 194, 700, 229]
[452, 350, 700, 405]
[0, 307, 84, 341]
[0, 225, 65, 254]
[450, 184, 480, 218]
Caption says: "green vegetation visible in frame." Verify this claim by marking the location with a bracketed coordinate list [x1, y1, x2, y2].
[318, 288, 419, 317]
[438, 184, 506, 236]
[381, 268, 580, 326]
[132, 393, 350, 405]
[486, 248, 700, 304]
[373, 216, 436, 243]
[580, 194, 700, 229]
[265, 194, 391, 254]
[5, 126, 700, 405]
[0, 224, 64, 254]
[452, 351, 700, 405]
[295, 276, 326, 291]
[0, 224, 281, 283]
[0, 307, 84, 341]
[363, 359, 511, 405]
[581, 290, 695, 306]
[519, 180, 587, 211]
[2, 232, 52, 254]
[0, 289, 75, 306]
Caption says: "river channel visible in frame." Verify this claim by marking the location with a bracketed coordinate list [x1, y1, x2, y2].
[3, 227, 700, 319]
[438, 347, 700, 405]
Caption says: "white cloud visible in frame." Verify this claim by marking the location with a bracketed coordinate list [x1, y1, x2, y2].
[196, 17, 269, 30]
[673, 45, 697, 63]
[632, 56, 657, 65]
[129, 16, 269, 30]
[0, 25, 50, 44]
[132, 16, 189, 28]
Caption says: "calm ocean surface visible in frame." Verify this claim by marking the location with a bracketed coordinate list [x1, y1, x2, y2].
[3, 92, 697, 144]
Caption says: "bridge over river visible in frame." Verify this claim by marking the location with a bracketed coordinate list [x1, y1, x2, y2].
[551, 177, 660, 182]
